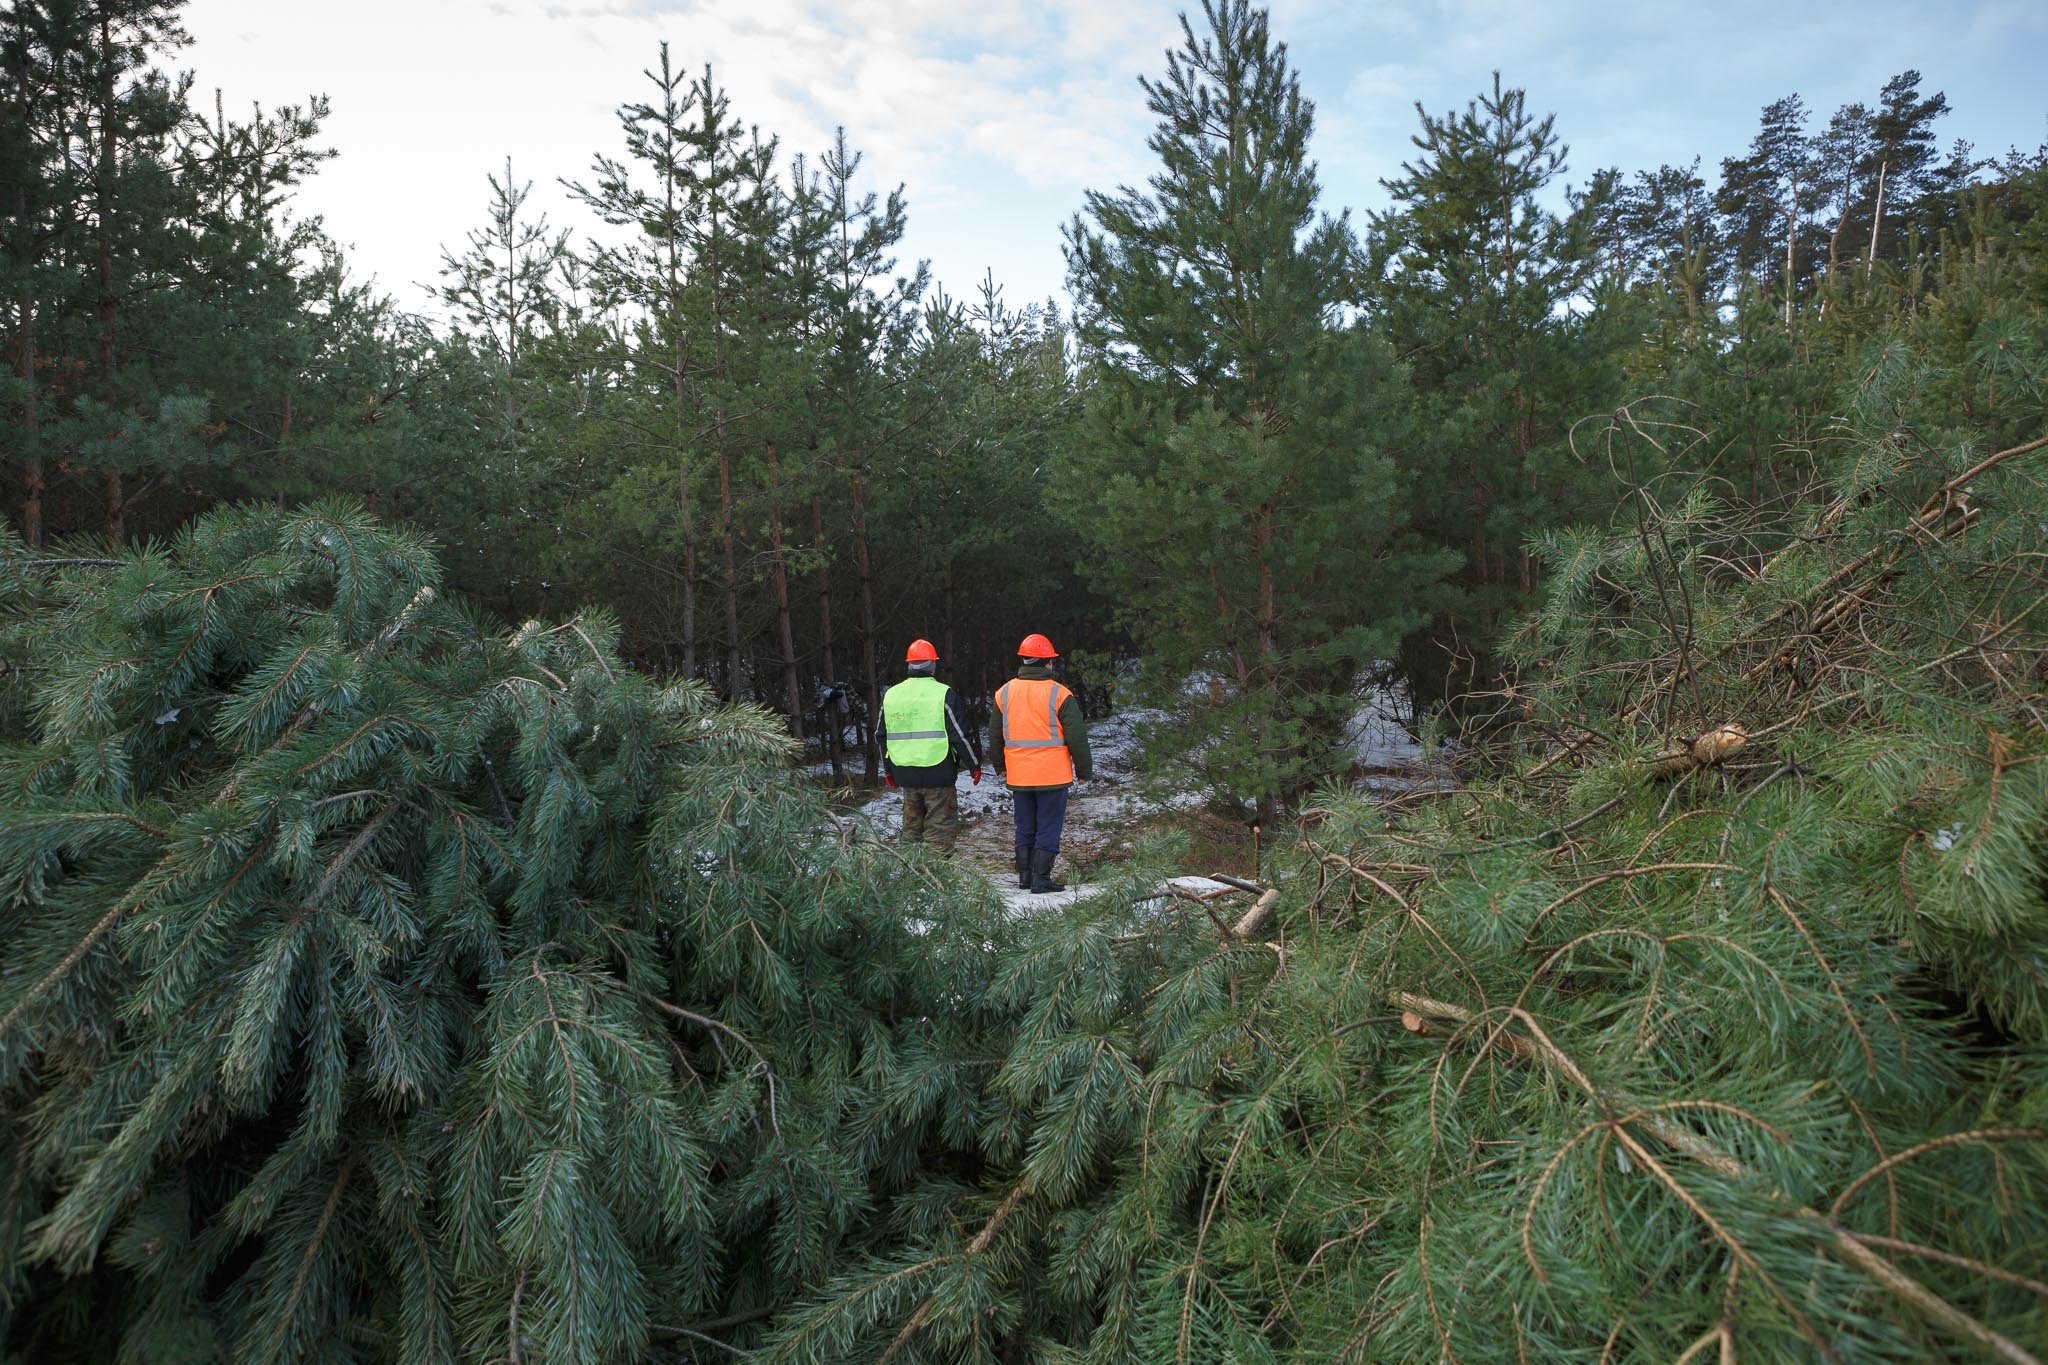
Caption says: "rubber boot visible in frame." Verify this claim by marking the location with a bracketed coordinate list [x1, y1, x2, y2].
[1029, 848, 1066, 895]
[1015, 848, 1032, 891]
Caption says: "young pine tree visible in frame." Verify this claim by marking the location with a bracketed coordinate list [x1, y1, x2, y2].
[1367, 74, 1618, 710]
[1060, 0, 1446, 821]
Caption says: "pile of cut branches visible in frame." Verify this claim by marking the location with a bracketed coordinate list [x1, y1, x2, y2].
[766, 407, 2048, 1362]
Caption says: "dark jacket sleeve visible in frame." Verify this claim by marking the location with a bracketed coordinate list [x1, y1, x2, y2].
[1058, 694, 1093, 780]
[944, 687, 982, 770]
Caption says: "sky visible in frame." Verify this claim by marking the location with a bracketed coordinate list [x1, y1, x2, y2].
[178, 0, 2048, 318]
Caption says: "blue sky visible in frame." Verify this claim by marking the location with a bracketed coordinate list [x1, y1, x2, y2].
[181, 0, 2048, 317]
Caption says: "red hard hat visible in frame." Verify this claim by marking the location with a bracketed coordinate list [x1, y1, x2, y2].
[1017, 632, 1058, 659]
[905, 638, 939, 663]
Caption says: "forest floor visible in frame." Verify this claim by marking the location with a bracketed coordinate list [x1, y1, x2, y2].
[826, 696, 1455, 910]
[852, 711, 1155, 909]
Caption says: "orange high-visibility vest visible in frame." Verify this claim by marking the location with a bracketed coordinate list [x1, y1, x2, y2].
[995, 677, 1076, 786]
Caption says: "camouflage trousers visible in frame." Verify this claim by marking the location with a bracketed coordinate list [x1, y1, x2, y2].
[901, 786, 959, 854]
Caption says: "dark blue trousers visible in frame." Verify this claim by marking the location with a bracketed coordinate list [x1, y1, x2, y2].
[1011, 786, 1070, 854]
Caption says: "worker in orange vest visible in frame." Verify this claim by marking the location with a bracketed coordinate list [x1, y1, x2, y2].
[991, 632, 1093, 893]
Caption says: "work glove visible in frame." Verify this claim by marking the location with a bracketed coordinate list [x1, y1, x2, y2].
[971, 768, 983, 786]
[884, 773, 898, 790]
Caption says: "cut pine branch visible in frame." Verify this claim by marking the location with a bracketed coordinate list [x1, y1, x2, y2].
[1389, 989, 2048, 1364]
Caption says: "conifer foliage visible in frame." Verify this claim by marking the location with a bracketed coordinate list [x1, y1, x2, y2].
[0, 505, 1006, 1361]
[763, 398, 2048, 1361]
[1061, 0, 1447, 818]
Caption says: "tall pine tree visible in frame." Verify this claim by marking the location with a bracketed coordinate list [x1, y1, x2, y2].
[1061, 0, 1445, 820]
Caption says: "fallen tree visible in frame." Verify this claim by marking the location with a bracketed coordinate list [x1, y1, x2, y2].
[0, 504, 1020, 1361]
[765, 401, 2048, 1361]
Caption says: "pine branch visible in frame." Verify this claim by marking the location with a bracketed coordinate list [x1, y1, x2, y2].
[877, 1180, 1030, 1365]
[1392, 989, 2048, 1362]
[255, 1152, 355, 1365]
[644, 994, 783, 1142]
[302, 801, 401, 911]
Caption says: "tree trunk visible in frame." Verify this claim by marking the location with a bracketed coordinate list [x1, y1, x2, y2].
[95, 11, 122, 544]
[850, 465, 880, 781]
[16, 180, 40, 547]
[717, 438, 742, 701]
[681, 458, 698, 680]
[1255, 498, 1281, 824]
[812, 492, 843, 779]
[663, 146, 697, 682]
[274, 390, 294, 509]
[942, 557, 957, 667]
[763, 440, 804, 741]
[1827, 167, 1852, 270]
[1865, 158, 1889, 268]
[1783, 186, 1797, 330]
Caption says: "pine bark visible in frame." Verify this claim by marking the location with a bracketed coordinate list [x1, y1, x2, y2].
[1866, 158, 1889, 268]
[1783, 172, 1798, 329]
[812, 492, 843, 779]
[763, 440, 804, 740]
[95, 10, 122, 543]
[664, 156, 698, 680]
[717, 435, 741, 700]
[1828, 166, 1852, 270]
[15, 173, 40, 547]
[849, 465, 880, 780]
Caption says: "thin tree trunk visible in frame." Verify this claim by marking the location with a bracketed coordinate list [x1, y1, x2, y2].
[717, 438, 741, 701]
[1784, 186, 1797, 330]
[763, 440, 804, 740]
[95, 11, 122, 544]
[850, 465, 880, 781]
[942, 557, 957, 667]
[1255, 498, 1281, 824]
[1865, 158, 1889, 268]
[16, 185, 40, 547]
[812, 492, 843, 779]
[660, 132, 697, 682]
[1828, 168, 1852, 270]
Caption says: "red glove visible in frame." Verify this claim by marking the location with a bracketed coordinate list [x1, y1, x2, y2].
[884, 773, 898, 790]
[971, 768, 983, 786]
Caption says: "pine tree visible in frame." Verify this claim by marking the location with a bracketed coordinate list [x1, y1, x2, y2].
[1865, 71, 1950, 267]
[805, 127, 927, 779]
[1061, 0, 1446, 820]
[1368, 73, 1618, 708]
[567, 42, 712, 682]
[438, 158, 570, 381]
[1716, 93, 1817, 321]
[2, 0, 332, 549]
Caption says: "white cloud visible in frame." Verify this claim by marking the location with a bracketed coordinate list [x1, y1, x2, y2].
[177, 0, 2045, 314]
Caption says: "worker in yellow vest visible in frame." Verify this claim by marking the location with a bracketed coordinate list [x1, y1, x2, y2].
[881, 638, 983, 854]
[991, 632, 1093, 893]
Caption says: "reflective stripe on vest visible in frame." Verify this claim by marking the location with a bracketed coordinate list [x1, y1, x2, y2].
[883, 677, 951, 766]
[997, 678, 1074, 785]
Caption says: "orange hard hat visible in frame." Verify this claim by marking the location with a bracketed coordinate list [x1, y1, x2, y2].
[905, 638, 939, 663]
[1017, 632, 1058, 659]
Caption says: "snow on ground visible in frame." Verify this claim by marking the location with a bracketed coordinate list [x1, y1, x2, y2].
[832, 687, 1454, 907]
[1346, 685, 1459, 794]
[847, 710, 1152, 907]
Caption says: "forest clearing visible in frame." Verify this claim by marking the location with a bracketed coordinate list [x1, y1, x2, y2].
[5, 0, 2048, 1361]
